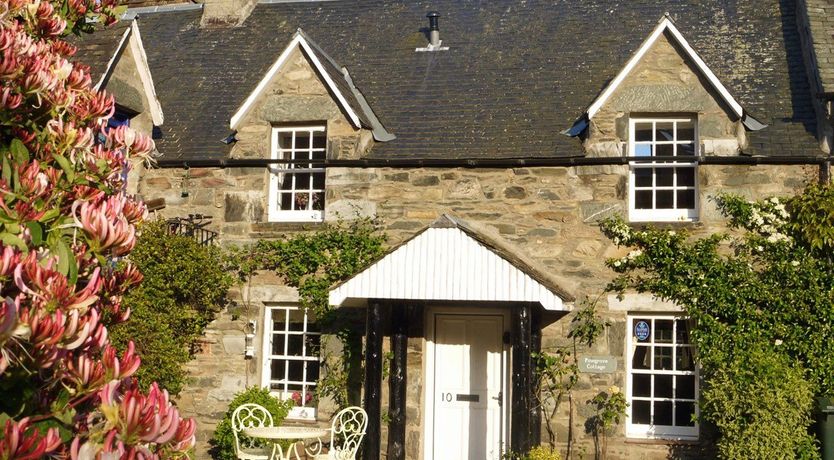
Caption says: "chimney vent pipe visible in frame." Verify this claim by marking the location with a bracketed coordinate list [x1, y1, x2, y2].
[427, 12, 440, 47]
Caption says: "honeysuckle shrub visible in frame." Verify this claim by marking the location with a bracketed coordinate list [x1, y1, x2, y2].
[209, 386, 293, 460]
[600, 184, 834, 459]
[109, 219, 235, 395]
[0, 0, 196, 457]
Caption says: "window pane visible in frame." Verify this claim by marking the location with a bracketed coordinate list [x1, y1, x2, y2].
[656, 320, 674, 343]
[656, 168, 674, 187]
[279, 133, 293, 149]
[296, 133, 311, 149]
[295, 173, 311, 189]
[271, 360, 286, 380]
[677, 167, 695, 186]
[655, 375, 673, 398]
[634, 143, 652, 157]
[288, 360, 304, 382]
[676, 402, 696, 427]
[654, 346, 673, 370]
[676, 320, 691, 344]
[635, 168, 653, 187]
[677, 121, 695, 141]
[312, 192, 324, 211]
[678, 142, 696, 156]
[633, 374, 651, 397]
[280, 193, 293, 211]
[272, 335, 286, 355]
[286, 382, 304, 392]
[656, 190, 674, 209]
[294, 193, 311, 211]
[633, 400, 651, 424]
[287, 335, 303, 356]
[654, 401, 673, 425]
[307, 361, 320, 382]
[312, 172, 325, 189]
[656, 122, 674, 142]
[632, 346, 651, 370]
[677, 346, 695, 371]
[635, 124, 653, 142]
[656, 144, 674, 157]
[677, 190, 696, 210]
[635, 190, 653, 209]
[313, 134, 326, 149]
[677, 375, 696, 399]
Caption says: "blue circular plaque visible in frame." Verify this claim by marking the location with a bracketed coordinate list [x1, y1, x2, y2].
[635, 321, 650, 341]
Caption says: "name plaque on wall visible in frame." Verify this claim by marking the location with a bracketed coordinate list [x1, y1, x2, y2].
[579, 356, 617, 374]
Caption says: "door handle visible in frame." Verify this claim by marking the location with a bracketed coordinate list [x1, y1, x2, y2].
[492, 392, 503, 406]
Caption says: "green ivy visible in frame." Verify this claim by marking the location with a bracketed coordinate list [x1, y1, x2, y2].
[209, 386, 295, 460]
[108, 219, 236, 394]
[600, 184, 834, 459]
[227, 218, 386, 408]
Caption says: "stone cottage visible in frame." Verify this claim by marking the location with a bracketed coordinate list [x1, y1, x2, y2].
[74, 1, 834, 459]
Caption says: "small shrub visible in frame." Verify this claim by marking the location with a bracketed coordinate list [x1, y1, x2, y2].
[701, 345, 819, 460]
[210, 387, 294, 460]
[109, 219, 235, 394]
[504, 446, 562, 460]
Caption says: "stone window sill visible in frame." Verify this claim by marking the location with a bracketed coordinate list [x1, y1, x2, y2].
[252, 222, 325, 233]
[624, 438, 701, 446]
[627, 220, 704, 231]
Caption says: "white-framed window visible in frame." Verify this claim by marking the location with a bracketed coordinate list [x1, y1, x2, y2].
[626, 315, 699, 440]
[628, 117, 698, 222]
[261, 306, 321, 421]
[268, 125, 326, 222]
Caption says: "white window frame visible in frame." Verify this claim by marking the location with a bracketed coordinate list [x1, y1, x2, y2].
[267, 125, 326, 223]
[628, 117, 699, 222]
[261, 305, 321, 421]
[626, 314, 699, 440]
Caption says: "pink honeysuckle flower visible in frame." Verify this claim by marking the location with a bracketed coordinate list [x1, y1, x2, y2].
[0, 417, 61, 459]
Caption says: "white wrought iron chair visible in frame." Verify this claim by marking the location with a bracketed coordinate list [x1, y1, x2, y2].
[231, 403, 275, 460]
[314, 406, 368, 460]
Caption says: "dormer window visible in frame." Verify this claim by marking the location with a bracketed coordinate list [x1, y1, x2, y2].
[628, 117, 698, 222]
[268, 125, 326, 222]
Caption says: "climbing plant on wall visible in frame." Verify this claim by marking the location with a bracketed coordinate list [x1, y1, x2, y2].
[227, 218, 386, 407]
[599, 184, 834, 459]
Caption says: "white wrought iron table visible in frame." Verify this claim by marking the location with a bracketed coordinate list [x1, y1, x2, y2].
[243, 426, 330, 460]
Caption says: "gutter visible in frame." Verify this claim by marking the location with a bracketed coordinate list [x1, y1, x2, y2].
[155, 155, 834, 169]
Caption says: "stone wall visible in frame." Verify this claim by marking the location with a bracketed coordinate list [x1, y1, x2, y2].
[141, 159, 815, 459]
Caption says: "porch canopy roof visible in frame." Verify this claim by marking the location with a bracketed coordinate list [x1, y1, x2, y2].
[328, 214, 574, 311]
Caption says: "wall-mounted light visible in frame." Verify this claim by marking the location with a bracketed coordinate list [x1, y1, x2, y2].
[244, 319, 256, 359]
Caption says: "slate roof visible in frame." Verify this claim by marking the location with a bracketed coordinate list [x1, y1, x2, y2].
[134, 0, 822, 160]
[69, 22, 131, 87]
[804, 0, 834, 96]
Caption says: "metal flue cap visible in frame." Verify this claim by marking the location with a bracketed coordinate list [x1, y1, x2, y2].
[427, 11, 440, 31]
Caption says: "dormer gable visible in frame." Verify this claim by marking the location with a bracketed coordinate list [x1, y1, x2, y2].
[566, 14, 766, 139]
[230, 30, 393, 142]
[90, 20, 164, 127]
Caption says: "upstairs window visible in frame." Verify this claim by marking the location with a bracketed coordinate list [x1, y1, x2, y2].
[268, 126, 326, 222]
[628, 118, 698, 222]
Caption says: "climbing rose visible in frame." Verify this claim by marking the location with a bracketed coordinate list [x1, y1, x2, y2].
[0, 0, 195, 457]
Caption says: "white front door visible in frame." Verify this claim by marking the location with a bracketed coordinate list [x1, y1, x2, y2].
[428, 312, 507, 460]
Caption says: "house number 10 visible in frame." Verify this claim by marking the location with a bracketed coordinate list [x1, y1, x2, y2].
[441, 393, 453, 402]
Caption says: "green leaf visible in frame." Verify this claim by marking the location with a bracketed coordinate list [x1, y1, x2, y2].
[52, 238, 73, 276]
[0, 232, 27, 250]
[1, 154, 10, 184]
[25, 222, 43, 246]
[9, 139, 29, 164]
[52, 153, 75, 183]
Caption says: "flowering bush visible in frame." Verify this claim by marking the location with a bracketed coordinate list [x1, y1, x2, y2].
[600, 186, 834, 458]
[0, 0, 195, 457]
